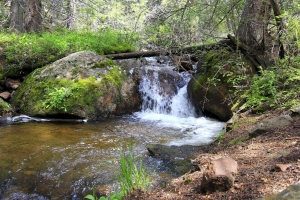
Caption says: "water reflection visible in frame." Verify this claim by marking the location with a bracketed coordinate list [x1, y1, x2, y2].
[1, 117, 220, 199]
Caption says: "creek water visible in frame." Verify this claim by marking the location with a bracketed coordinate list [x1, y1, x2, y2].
[0, 57, 224, 199]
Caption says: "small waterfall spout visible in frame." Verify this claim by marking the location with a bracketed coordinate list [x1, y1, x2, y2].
[134, 57, 224, 146]
[138, 57, 196, 117]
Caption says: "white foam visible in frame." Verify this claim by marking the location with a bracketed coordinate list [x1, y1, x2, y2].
[134, 112, 224, 146]
[135, 58, 225, 146]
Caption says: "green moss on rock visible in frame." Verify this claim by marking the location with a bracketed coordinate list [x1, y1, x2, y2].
[92, 59, 117, 69]
[12, 74, 104, 117]
[101, 66, 127, 88]
[0, 98, 12, 118]
[189, 48, 256, 121]
[11, 51, 139, 120]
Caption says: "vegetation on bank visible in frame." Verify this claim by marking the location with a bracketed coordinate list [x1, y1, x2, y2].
[0, 28, 138, 74]
[229, 57, 300, 113]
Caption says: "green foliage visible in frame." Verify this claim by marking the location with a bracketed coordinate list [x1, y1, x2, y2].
[118, 141, 150, 196]
[93, 59, 117, 69]
[42, 87, 72, 112]
[84, 188, 124, 200]
[235, 56, 300, 112]
[228, 136, 250, 146]
[215, 130, 227, 145]
[84, 141, 150, 200]
[184, 178, 192, 184]
[0, 99, 12, 117]
[245, 69, 278, 108]
[101, 67, 127, 88]
[0, 28, 138, 70]
[12, 74, 102, 115]
[144, 0, 245, 47]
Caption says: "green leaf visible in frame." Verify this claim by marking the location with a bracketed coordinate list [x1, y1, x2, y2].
[84, 194, 95, 200]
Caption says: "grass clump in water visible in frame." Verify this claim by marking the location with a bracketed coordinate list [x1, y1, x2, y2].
[85, 141, 151, 200]
[118, 141, 150, 196]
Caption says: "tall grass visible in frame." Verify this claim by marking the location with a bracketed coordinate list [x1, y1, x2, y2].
[85, 141, 150, 200]
[118, 142, 150, 196]
[0, 28, 138, 69]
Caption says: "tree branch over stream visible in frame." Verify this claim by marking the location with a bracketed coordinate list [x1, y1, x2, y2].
[105, 39, 232, 61]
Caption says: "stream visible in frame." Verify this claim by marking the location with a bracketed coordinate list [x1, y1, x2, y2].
[0, 57, 224, 199]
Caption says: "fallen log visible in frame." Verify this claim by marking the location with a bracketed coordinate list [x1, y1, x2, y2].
[105, 39, 231, 61]
[105, 50, 166, 60]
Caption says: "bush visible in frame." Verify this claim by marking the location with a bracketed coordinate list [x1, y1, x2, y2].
[238, 56, 300, 112]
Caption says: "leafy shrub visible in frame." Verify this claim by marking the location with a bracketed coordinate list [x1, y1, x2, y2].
[42, 87, 72, 112]
[245, 69, 278, 109]
[237, 56, 300, 111]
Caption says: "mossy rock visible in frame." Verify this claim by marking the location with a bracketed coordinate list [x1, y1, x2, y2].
[10, 51, 141, 120]
[188, 48, 256, 121]
[0, 98, 12, 120]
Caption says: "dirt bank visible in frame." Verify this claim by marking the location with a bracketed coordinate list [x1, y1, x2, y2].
[126, 112, 300, 199]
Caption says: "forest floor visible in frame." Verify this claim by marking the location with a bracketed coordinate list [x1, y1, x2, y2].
[126, 111, 300, 199]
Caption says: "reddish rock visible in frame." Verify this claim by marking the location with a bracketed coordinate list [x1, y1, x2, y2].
[201, 157, 238, 193]
[275, 164, 292, 172]
[0, 91, 10, 100]
[5, 78, 21, 89]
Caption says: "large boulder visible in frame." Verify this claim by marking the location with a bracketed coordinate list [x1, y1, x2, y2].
[188, 48, 256, 121]
[10, 51, 141, 120]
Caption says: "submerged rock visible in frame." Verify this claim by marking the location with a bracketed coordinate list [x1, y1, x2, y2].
[147, 144, 202, 175]
[10, 51, 141, 120]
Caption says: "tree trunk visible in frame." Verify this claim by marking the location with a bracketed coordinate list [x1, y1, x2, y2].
[236, 0, 284, 68]
[25, 0, 42, 32]
[237, 0, 272, 52]
[9, 0, 25, 32]
[66, 0, 76, 29]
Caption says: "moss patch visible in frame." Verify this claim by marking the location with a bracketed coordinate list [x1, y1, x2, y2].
[92, 59, 117, 69]
[101, 66, 127, 88]
[228, 136, 251, 146]
[0, 99, 12, 117]
[12, 72, 103, 116]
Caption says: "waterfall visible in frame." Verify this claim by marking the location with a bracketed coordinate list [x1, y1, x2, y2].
[138, 67, 196, 118]
[134, 57, 225, 146]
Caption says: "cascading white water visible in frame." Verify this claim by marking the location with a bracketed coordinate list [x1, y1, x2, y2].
[134, 57, 224, 146]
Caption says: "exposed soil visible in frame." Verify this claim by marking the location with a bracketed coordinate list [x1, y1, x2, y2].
[126, 112, 300, 199]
